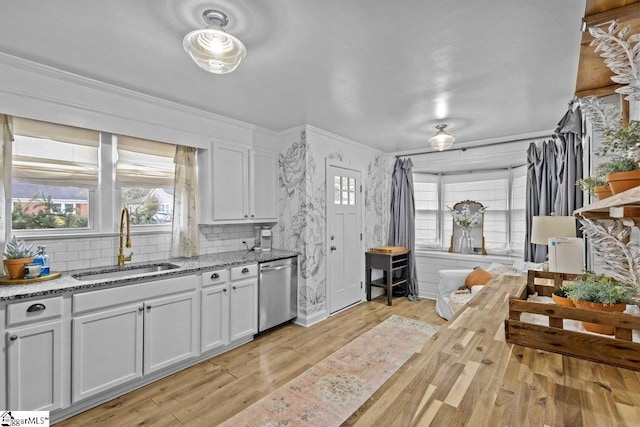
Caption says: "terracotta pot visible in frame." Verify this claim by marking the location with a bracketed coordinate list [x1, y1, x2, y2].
[3, 257, 34, 280]
[593, 184, 613, 200]
[606, 170, 640, 195]
[573, 300, 627, 335]
[552, 294, 575, 307]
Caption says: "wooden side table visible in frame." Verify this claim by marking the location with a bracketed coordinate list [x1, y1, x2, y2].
[365, 250, 410, 306]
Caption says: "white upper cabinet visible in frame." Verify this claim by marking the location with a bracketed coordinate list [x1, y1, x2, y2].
[199, 143, 278, 224]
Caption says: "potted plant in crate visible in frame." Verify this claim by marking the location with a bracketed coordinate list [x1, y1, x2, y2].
[3, 237, 36, 279]
[551, 283, 576, 307]
[564, 271, 638, 335]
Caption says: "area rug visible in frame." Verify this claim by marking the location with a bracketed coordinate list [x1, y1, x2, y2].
[220, 315, 439, 427]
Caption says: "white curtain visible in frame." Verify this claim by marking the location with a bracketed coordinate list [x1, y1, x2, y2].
[0, 115, 13, 256]
[171, 146, 198, 258]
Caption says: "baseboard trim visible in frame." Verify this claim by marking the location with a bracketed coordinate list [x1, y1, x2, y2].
[294, 309, 328, 328]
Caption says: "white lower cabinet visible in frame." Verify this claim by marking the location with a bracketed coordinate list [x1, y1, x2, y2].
[5, 296, 66, 412]
[201, 284, 230, 353]
[71, 275, 198, 403]
[200, 265, 257, 353]
[230, 278, 258, 341]
[143, 291, 198, 374]
[72, 303, 143, 402]
[7, 320, 63, 411]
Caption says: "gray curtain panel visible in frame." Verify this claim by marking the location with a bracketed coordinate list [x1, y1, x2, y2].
[388, 158, 418, 300]
[525, 104, 583, 262]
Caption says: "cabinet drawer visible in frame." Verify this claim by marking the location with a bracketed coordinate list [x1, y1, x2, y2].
[7, 296, 63, 326]
[230, 264, 257, 281]
[202, 269, 228, 287]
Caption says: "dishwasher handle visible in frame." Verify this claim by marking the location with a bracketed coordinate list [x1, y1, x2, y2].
[260, 265, 292, 272]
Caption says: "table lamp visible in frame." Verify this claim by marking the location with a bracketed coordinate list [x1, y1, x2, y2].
[531, 216, 577, 271]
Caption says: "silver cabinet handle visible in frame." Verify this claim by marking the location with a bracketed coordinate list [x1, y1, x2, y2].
[232, 285, 237, 290]
[146, 305, 152, 310]
[27, 303, 46, 312]
[251, 214, 255, 218]
[211, 273, 220, 279]
[9, 335, 17, 341]
[330, 246, 337, 251]
[223, 288, 227, 292]
[138, 306, 144, 312]
[241, 267, 249, 274]
[244, 214, 248, 218]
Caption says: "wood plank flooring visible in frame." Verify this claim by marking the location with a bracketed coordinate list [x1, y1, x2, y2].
[57, 296, 445, 426]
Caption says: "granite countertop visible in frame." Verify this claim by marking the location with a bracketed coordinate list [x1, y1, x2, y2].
[0, 249, 298, 301]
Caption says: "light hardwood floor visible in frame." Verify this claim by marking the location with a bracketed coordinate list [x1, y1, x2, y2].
[57, 296, 445, 426]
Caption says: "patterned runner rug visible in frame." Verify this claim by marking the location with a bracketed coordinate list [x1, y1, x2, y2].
[220, 314, 439, 427]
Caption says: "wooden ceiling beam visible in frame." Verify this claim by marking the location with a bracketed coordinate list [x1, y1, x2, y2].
[583, 2, 640, 27]
[575, 84, 622, 98]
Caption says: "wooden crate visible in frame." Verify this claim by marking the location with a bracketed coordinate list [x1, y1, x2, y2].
[505, 270, 640, 371]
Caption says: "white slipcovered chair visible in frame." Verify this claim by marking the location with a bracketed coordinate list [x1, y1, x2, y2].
[436, 269, 473, 320]
[436, 261, 540, 320]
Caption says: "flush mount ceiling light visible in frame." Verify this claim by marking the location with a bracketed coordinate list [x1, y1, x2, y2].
[429, 124, 455, 151]
[183, 9, 246, 74]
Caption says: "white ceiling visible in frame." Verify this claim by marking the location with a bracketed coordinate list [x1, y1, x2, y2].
[0, 0, 586, 153]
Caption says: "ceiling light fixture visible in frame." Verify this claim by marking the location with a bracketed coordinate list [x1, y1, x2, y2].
[183, 9, 246, 74]
[429, 124, 455, 151]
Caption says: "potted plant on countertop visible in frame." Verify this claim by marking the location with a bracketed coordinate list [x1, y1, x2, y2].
[3, 236, 36, 279]
[564, 271, 638, 335]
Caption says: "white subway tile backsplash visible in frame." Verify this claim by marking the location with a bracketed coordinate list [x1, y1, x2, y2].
[21, 223, 270, 272]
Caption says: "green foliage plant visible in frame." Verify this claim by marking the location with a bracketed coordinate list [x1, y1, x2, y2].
[595, 156, 639, 175]
[3, 236, 36, 259]
[552, 283, 576, 298]
[576, 176, 608, 195]
[564, 271, 638, 305]
[599, 120, 640, 157]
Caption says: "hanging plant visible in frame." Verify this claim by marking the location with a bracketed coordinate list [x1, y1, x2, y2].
[589, 20, 640, 101]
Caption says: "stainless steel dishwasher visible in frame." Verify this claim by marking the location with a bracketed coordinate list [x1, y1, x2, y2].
[258, 256, 297, 332]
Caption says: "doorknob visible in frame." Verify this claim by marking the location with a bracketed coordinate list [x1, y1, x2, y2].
[330, 245, 337, 251]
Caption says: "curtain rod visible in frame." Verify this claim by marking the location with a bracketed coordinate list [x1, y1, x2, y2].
[395, 134, 557, 158]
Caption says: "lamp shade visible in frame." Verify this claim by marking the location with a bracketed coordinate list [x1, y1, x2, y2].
[530, 216, 576, 245]
[429, 124, 455, 151]
[183, 10, 246, 74]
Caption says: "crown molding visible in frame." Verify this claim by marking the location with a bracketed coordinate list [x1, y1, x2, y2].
[0, 51, 263, 133]
[304, 125, 387, 155]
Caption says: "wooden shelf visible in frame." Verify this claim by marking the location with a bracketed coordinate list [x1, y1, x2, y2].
[574, 185, 640, 222]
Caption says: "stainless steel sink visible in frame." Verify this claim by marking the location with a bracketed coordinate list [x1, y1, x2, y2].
[72, 263, 180, 281]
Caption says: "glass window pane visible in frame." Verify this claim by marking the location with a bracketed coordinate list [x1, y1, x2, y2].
[341, 176, 348, 190]
[349, 178, 355, 191]
[342, 190, 348, 204]
[122, 187, 174, 225]
[334, 176, 341, 190]
[334, 190, 341, 204]
[349, 191, 355, 205]
[11, 183, 90, 230]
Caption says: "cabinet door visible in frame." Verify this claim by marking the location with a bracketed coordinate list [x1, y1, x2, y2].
[201, 285, 230, 353]
[72, 303, 143, 402]
[212, 144, 249, 221]
[144, 291, 198, 375]
[229, 279, 258, 341]
[7, 321, 62, 411]
[250, 149, 278, 221]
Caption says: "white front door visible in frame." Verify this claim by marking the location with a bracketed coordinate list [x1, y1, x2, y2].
[327, 162, 363, 313]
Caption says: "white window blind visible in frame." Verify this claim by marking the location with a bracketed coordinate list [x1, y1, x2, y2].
[12, 117, 100, 188]
[443, 171, 509, 252]
[510, 166, 527, 256]
[116, 136, 176, 187]
[414, 174, 439, 248]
